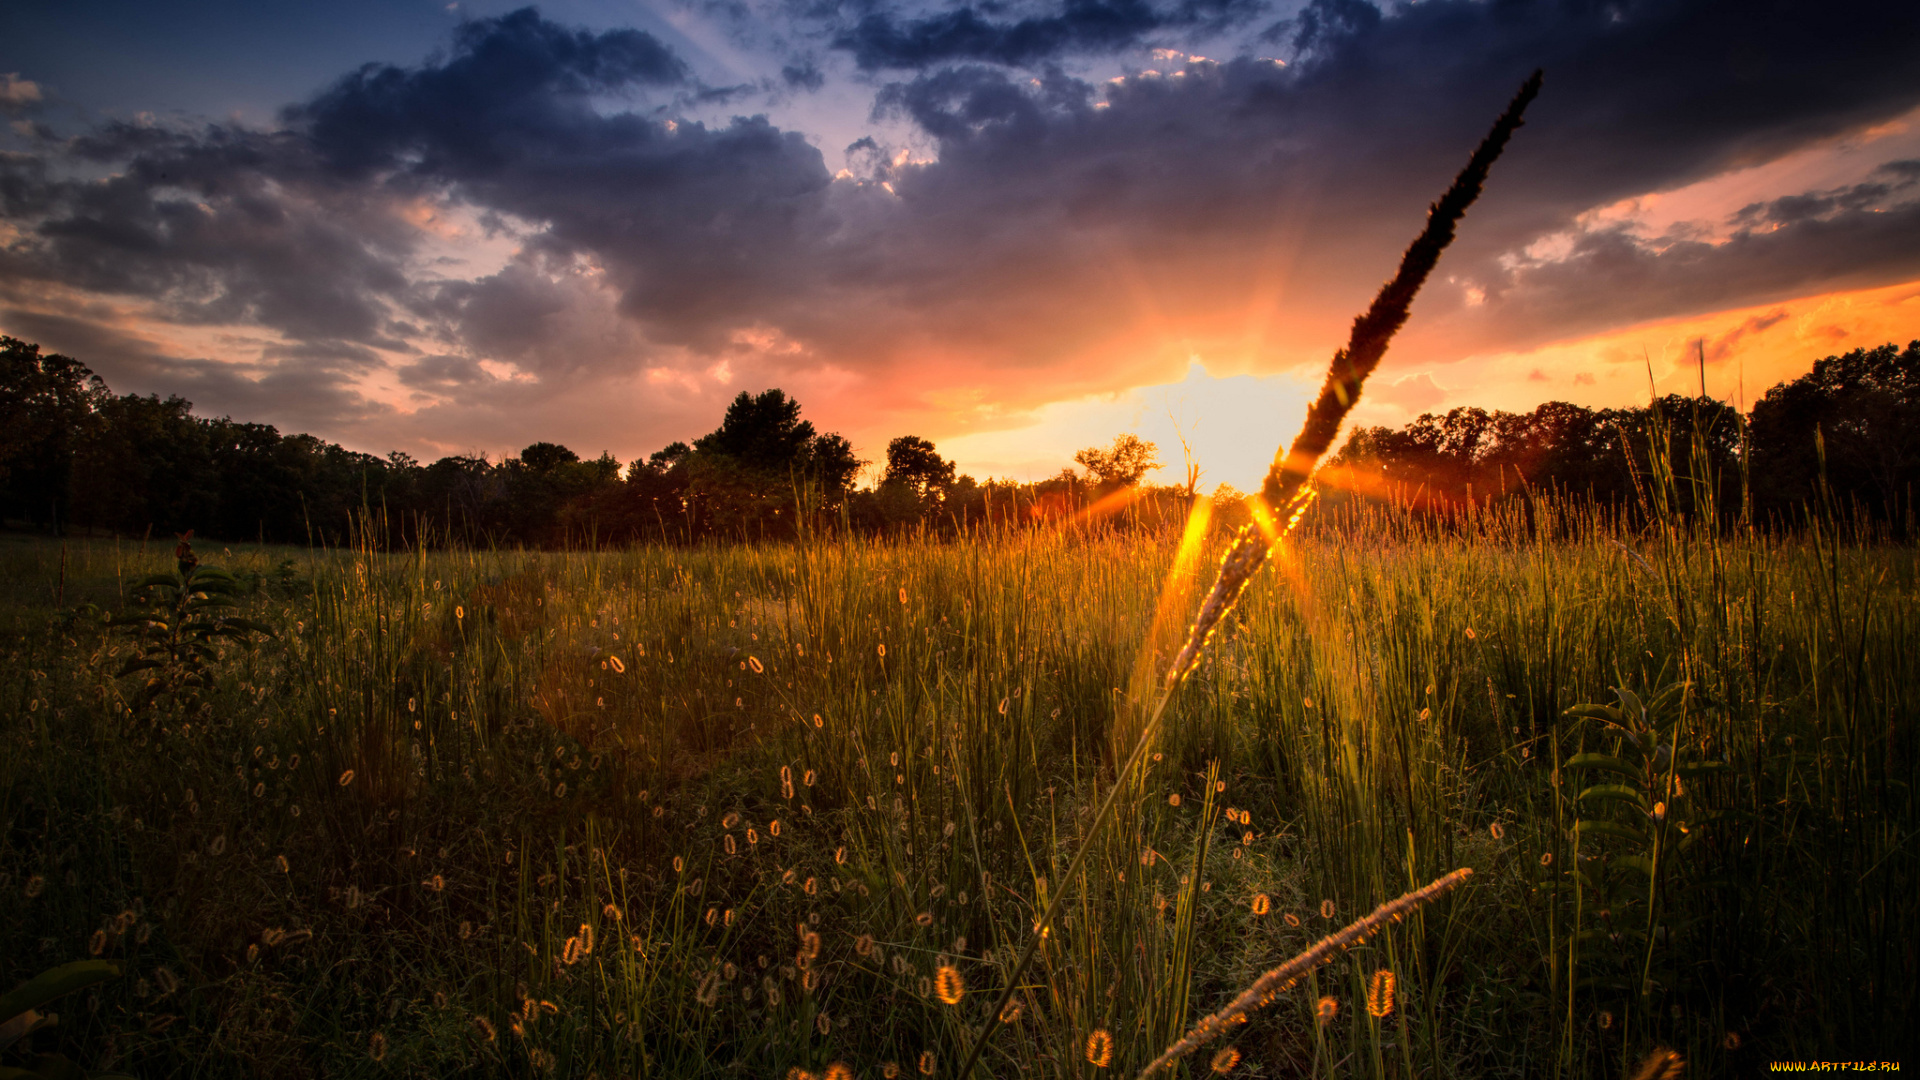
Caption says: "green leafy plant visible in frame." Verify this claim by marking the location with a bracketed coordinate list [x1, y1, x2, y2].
[109, 535, 275, 714]
[0, 960, 134, 1080]
[1558, 681, 1727, 1041]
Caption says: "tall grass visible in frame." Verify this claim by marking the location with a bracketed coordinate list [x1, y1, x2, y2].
[1, 477, 1913, 1076]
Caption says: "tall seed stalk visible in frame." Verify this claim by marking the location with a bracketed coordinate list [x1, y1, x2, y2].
[954, 69, 1544, 1080]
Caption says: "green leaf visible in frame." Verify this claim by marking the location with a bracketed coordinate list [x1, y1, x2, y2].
[1574, 819, 1648, 846]
[1562, 704, 1620, 724]
[1613, 855, 1657, 878]
[131, 574, 180, 589]
[1577, 784, 1647, 809]
[1564, 754, 1639, 779]
[0, 962, 119, 1026]
[1614, 686, 1647, 727]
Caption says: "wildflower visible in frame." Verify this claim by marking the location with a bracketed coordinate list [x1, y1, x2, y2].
[935, 965, 964, 1004]
[1316, 997, 1337, 1025]
[1250, 894, 1271, 916]
[1086, 1029, 1115, 1068]
[1367, 970, 1395, 1017]
[1210, 1048, 1241, 1074]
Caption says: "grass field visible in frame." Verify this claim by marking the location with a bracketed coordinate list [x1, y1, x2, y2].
[1, 492, 1915, 1078]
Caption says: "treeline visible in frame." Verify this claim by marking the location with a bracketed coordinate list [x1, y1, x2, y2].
[4, 335, 1914, 546]
[1322, 340, 1919, 528]
[0, 336, 1199, 546]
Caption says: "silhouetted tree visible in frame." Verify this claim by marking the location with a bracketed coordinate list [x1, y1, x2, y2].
[1750, 340, 1920, 523]
[0, 336, 105, 532]
[1074, 434, 1160, 491]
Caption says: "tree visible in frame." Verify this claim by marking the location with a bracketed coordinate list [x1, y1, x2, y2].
[1074, 433, 1161, 489]
[520, 442, 580, 474]
[883, 436, 956, 499]
[0, 336, 106, 531]
[1750, 341, 1920, 522]
[685, 389, 864, 536]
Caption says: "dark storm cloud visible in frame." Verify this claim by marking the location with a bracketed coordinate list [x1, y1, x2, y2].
[830, 0, 1268, 71]
[1440, 198, 1920, 352]
[835, 0, 1165, 70]
[287, 8, 688, 179]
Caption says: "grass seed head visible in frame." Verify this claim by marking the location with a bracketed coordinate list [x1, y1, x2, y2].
[1210, 1047, 1241, 1074]
[1251, 894, 1271, 916]
[1316, 997, 1337, 1025]
[935, 964, 964, 1004]
[1085, 1029, 1114, 1068]
[1367, 970, 1395, 1017]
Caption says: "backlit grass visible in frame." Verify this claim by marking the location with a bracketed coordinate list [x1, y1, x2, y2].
[1, 494, 1913, 1077]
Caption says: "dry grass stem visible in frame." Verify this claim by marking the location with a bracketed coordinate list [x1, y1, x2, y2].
[1139, 868, 1472, 1077]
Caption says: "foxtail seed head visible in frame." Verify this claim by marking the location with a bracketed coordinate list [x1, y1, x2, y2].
[1140, 869, 1472, 1076]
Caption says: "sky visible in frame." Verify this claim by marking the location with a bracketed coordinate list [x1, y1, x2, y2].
[2, 0, 1917, 491]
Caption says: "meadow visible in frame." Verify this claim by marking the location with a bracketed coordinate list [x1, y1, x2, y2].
[2, 484, 1914, 1078]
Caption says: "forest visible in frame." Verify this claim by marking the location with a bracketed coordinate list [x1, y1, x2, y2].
[5, 335, 1916, 548]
